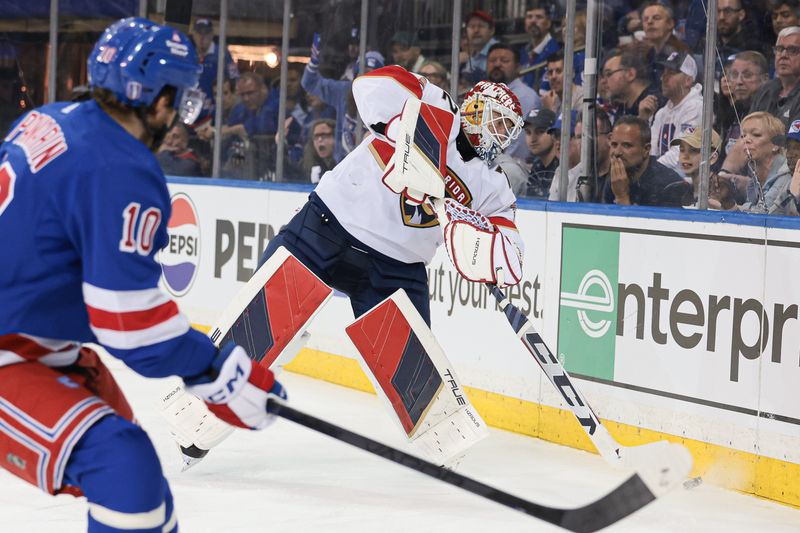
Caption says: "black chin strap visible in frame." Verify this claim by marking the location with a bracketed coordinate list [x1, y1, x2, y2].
[136, 103, 179, 152]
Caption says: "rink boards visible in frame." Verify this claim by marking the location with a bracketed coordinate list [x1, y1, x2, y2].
[162, 177, 800, 508]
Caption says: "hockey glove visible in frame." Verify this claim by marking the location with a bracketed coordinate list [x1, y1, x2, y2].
[184, 342, 287, 430]
[440, 199, 523, 288]
[308, 33, 321, 72]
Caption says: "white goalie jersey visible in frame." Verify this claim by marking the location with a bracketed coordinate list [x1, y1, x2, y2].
[314, 65, 524, 281]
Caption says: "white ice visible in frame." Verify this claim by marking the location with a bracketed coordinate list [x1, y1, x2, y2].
[1, 357, 799, 533]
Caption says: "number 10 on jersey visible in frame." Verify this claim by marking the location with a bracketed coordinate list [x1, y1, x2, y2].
[119, 201, 162, 255]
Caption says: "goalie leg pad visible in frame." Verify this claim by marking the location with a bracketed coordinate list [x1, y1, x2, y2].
[346, 290, 487, 464]
[210, 246, 333, 369]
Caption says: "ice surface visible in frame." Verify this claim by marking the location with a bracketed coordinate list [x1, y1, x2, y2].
[1, 358, 798, 532]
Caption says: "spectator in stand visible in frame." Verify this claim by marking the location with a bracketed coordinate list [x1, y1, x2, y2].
[561, 10, 587, 87]
[749, 26, 800, 126]
[486, 43, 542, 160]
[786, 118, 800, 170]
[553, 110, 581, 168]
[549, 109, 613, 202]
[785, 118, 800, 209]
[293, 92, 336, 150]
[519, 0, 561, 90]
[390, 32, 426, 73]
[342, 28, 360, 81]
[190, 18, 240, 126]
[522, 108, 560, 198]
[419, 60, 450, 91]
[460, 10, 499, 83]
[716, 51, 768, 154]
[641, 51, 703, 174]
[540, 52, 584, 114]
[602, 46, 661, 119]
[222, 72, 279, 179]
[193, 77, 238, 171]
[225, 72, 278, 139]
[302, 33, 384, 162]
[640, 2, 690, 85]
[772, 0, 800, 36]
[695, 0, 767, 59]
[714, 112, 796, 214]
[670, 127, 722, 206]
[302, 118, 337, 183]
[157, 123, 204, 177]
[606, 115, 686, 206]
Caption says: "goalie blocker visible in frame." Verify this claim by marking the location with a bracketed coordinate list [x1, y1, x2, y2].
[346, 290, 488, 465]
[161, 247, 333, 468]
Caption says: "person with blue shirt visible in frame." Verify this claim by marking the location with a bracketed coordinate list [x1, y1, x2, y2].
[301, 33, 385, 162]
[190, 18, 240, 126]
[460, 10, 500, 84]
[519, 1, 562, 91]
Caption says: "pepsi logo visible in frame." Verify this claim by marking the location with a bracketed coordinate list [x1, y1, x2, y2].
[160, 193, 200, 296]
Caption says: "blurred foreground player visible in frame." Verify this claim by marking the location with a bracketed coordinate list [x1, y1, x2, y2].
[0, 18, 285, 532]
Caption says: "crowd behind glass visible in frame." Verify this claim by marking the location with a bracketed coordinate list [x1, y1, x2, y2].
[4, 0, 800, 215]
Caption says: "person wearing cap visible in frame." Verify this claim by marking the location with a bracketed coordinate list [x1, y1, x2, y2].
[642, 50, 703, 175]
[390, 31, 426, 73]
[522, 108, 560, 198]
[670, 126, 721, 206]
[606, 116, 685, 207]
[302, 32, 385, 161]
[749, 27, 800, 128]
[786, 118, 800, 212]
[486, 43, 542, 160]
[519, 0, 561, 91]
[461, 10, 499, 83]
[190, 18, 240, 126]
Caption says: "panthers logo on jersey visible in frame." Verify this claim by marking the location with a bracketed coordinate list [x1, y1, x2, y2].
[368, 137, 473, 228]
[399, 167, 472, 228]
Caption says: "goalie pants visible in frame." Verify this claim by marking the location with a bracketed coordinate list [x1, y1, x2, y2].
[260, 192, 431, 325]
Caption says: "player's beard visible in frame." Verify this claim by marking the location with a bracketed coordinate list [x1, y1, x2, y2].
[146, 111, 179, 152]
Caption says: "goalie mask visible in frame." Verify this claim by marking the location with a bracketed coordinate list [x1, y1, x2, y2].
[460, 81, 524, 162]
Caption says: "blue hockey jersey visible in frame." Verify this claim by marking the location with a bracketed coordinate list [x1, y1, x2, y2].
[0, 100, 215, 378]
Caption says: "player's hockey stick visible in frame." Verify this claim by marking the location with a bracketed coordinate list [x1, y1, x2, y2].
[487, 284, 692, 497]
[269, 398, 655, 533]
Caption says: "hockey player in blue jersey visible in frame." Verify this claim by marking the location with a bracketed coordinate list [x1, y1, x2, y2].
[0, 18, 285, 532]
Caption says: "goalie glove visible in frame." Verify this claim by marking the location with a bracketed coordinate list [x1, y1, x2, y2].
[440, 199, 523, 288]
[184, 343, 287, 430]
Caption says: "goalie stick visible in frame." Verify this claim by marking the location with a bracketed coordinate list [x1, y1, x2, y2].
[488, 284, 692, 497]
[430, 197, 691, 497]
[269, 398, 656, 533]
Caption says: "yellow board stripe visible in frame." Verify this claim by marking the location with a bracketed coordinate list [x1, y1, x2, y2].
[195, 323, 800, 508]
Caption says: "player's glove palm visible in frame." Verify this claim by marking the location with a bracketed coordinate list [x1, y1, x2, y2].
[185, 343, 287, 430]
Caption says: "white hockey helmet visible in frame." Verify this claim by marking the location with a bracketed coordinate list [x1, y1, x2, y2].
[460, 81, 524, 162]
